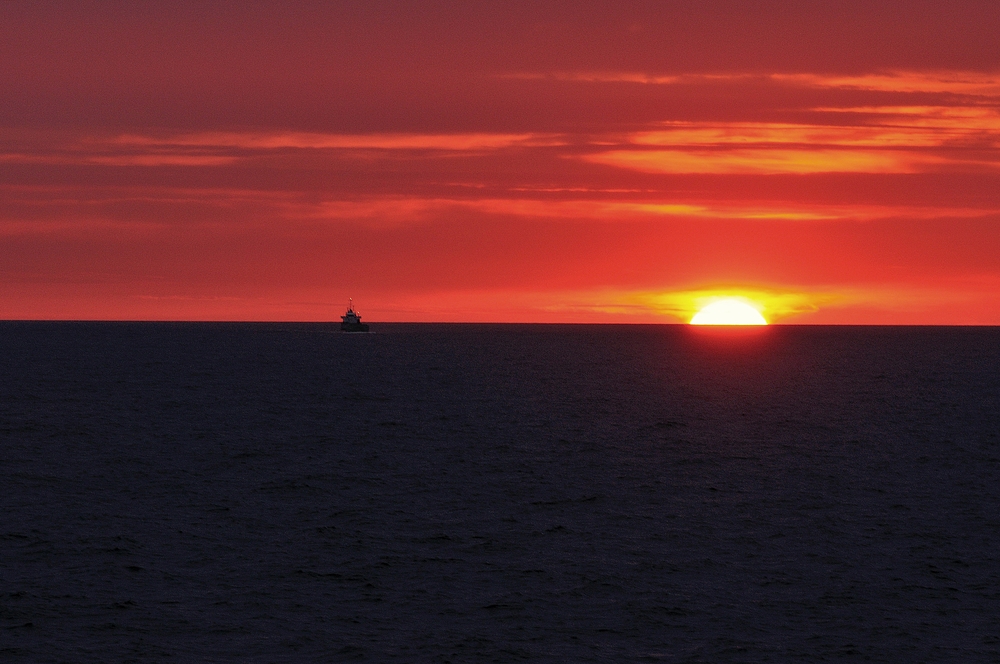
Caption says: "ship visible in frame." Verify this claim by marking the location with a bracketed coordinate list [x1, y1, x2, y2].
[340, 299, 370, 332]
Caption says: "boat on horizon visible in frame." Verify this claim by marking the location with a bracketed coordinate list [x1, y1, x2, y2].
[341, 299, 370, 332]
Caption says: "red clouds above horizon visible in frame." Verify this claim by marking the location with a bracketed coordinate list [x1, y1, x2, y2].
[4, 2, 1000, 323]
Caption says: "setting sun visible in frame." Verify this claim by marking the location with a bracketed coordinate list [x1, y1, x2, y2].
[690, 298, 768, 325]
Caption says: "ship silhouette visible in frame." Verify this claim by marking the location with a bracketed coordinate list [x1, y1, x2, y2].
[340, 299, 369, 332]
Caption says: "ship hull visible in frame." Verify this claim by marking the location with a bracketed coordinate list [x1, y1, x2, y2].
[341, 322, 370, 332]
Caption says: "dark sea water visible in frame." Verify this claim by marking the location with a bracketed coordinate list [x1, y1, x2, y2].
[2, 322, 999, 663]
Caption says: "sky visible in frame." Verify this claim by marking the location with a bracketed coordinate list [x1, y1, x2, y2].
[4, 1, 1000, 323]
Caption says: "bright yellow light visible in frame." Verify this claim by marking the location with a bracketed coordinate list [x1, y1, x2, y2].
[690, 298, 768, 325]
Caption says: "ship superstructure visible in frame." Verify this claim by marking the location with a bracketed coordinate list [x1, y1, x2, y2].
[341, 299, 370, 332]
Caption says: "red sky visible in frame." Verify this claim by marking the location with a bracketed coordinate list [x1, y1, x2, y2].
[4, 1, 1000, 323]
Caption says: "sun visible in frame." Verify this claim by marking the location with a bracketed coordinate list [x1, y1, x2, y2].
[690, 298, 768, 325]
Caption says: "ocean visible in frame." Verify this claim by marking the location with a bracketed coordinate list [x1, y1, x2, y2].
[2, 322, 999, 662]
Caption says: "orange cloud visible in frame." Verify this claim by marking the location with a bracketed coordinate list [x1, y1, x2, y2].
[584, 148, 942, 175]
[0, 130, 563, 170]
[310, 196, 1000, 225]
[773, 71, 1000, 96]
[311, 197, 843, 224]
[631, 114, 1000, 149]
[602, 104, 1000, 174]
[1, 153, 237, 167]
[812, 106, 1000, 139]
[500, 71, 683, 84]
[110, 131, 560, 150]
[504, 69, 1000, 97]
[85, 155, 239, 166]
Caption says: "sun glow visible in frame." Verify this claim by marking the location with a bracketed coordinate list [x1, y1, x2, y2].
[690, 298, 768, 325]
